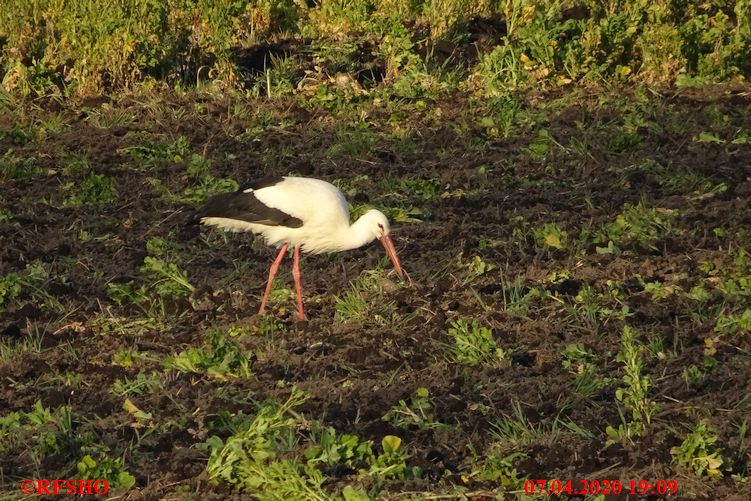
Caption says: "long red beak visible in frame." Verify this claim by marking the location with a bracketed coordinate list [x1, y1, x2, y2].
[378, 234, 404, 279]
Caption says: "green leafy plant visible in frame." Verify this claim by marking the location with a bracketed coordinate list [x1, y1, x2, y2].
[305, 427, 374, 470]
[445, 318, 507, 366]
[533, 222, 567, 250]
[139, 256, 195, 299]
[715, 308, 751, 335]
[606, 326, 658, 445]
[0, 261, 48, 311]
[306, 429, 420, 481]
[205, 389, 326, 496]
[0, 401, 76, 455]
[111, 348, 139, 367]
[593, 202, 678, 254]
[64, 172, 118, 207]
[123, 136, 193, 171]
[181, 176, 239, 203]
[77, 454, 136, 490]
[108, 256, 195, 314]
[560, 343, 597, 373]
[670, 421, 725, 478]
[0, 207, 12, 223]
[400, 177, 441, 202]
[382, 387, 445, 431]
[468, 446, 527, 489]
[463, 255, 497, 285]
[367, 435, 420, 481]
[165, 328, 252, 380]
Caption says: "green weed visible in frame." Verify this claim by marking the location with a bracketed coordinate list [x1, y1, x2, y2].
[382, 387, 445, 431]
[1, 151, 48, 181]
[60, 152, 90, 178]
[467, 446, 527, 489]
[328, 123, 378, 156]
[684, 365, 706, 389]
[38, 112, 69, 135]
[235, 108, 296, 143]
[86, 105, 135, 129]
[0, 401, 77, 456]
[471, 45, 528, 96]
[139, 256, 195, 298]
[499, 276, 535, 315]
[591, 202, 679, 254]
[570, 365, 613, 400]
[111, 348, 139, 367]
[715, 308, 751, 335]
[461, 255, 497, 286]
[77, 454, 136, 490]
[253, 53, 299, 98]
[205, 388, 318, 492]
[335, 270, 398, 327]
[622, 159, 718, 196]
[0, 327, 46, 364]
[305, 427, 374, 470]
[445, 318, 508, 366]
[0, 123, 36, 145]
[3, 0, 751, 99]
[110, 372, 163, 397]
[560, 343, 597, 373]
[252, 315, 287, 337]
[145, 235, 183, 258]
[400, 177, 441, 202]
[606, 326, 658, 446]
[165, 328, 252, 380]
[533, 222, 567, 251]
[0, 261, 48, 312]
[181, 176, 239, 203]
[473, 94, 527, 139]
[561, 343, 613, 398]
[305, 429, 419, 482]
[64, 172, 118, 207]
[107, 256, 194, 318]
[123, 136, 193, 171]
[564, 283, 625, 332]
[670, 421, 725, 478]
[0, 207, 12, 223]
[491, 401, 546, 446]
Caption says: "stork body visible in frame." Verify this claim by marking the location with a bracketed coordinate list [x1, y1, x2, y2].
[198, 176, 403, 320]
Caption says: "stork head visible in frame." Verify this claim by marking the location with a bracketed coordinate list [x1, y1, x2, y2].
[363, 209, 404, 279]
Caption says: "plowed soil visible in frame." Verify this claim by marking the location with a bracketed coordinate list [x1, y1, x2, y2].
[2, 85, 751, 500]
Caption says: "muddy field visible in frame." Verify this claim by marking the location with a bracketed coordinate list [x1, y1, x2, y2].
[1, 85, 751, 500]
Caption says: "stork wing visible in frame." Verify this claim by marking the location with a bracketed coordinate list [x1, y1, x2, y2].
[198, 177, 303, 228]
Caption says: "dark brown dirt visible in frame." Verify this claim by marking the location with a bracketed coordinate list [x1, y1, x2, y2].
[1, 85, 751, 500]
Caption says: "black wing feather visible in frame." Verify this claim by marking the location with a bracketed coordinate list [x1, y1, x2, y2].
[198, 177, 303, 228]
[237, 175, 286, 192]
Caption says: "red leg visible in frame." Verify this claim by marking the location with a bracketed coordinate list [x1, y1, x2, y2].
[292, 246, 305, 320]
[259, 243, 288, 315]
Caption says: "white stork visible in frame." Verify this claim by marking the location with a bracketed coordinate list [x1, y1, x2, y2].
[198, 176, 404, 320]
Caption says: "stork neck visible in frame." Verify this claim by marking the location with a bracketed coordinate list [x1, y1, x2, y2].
[336, 215, 378, 251]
